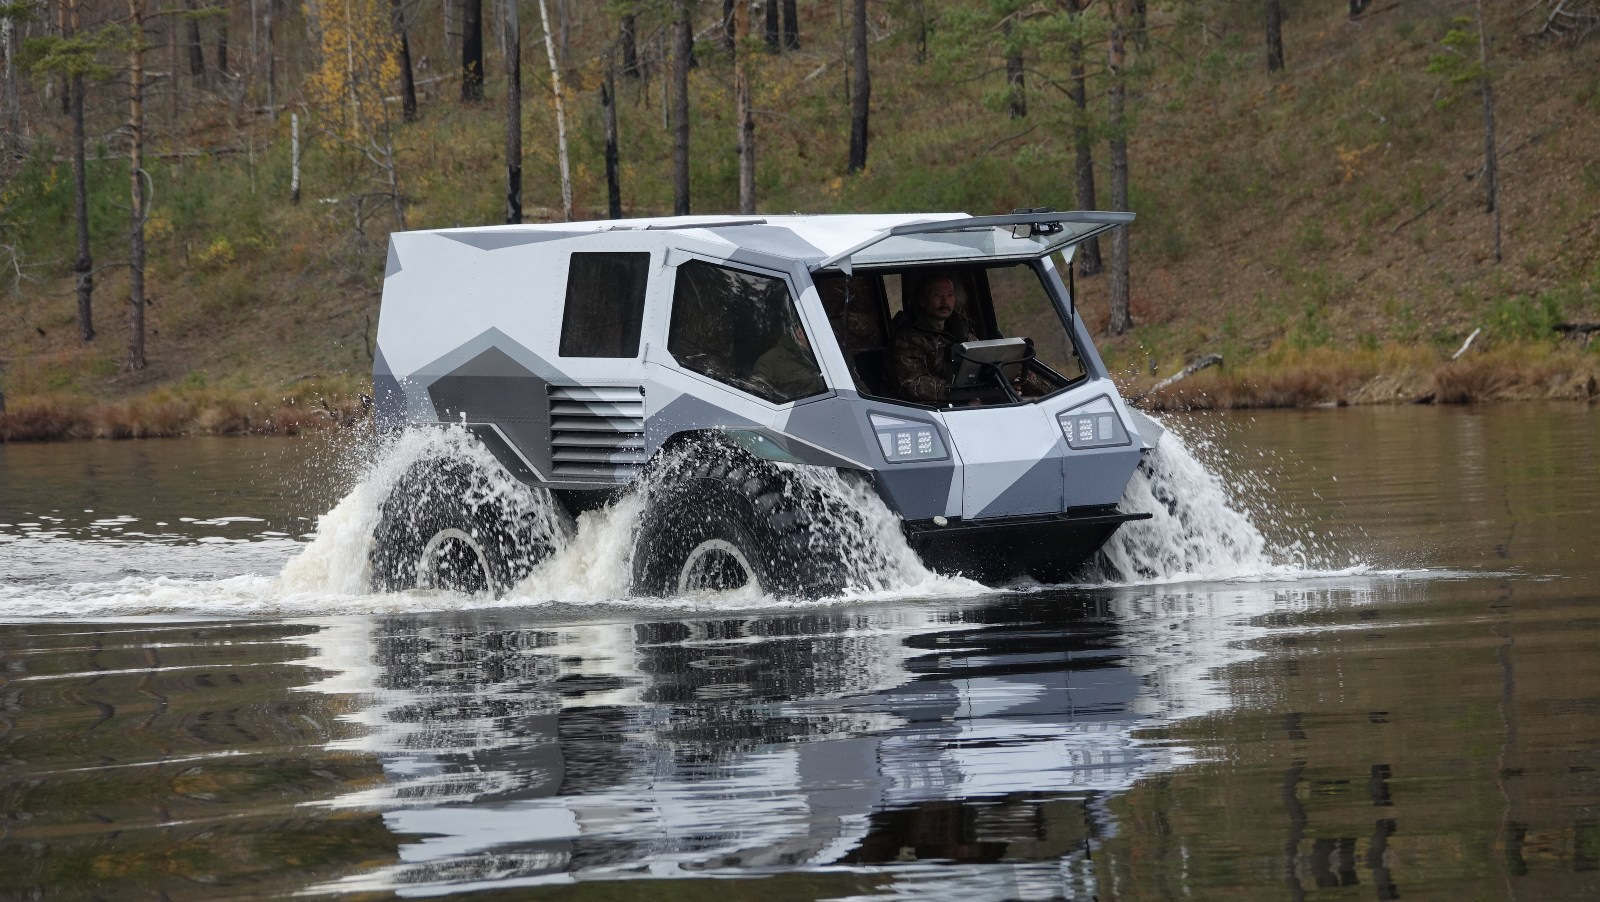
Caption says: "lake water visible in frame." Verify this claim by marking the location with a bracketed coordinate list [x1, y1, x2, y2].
[1, 406, 1596, 900]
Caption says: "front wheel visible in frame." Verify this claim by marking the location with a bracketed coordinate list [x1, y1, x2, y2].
[630, 443, 851, 598]
[370, 456, 571, 596]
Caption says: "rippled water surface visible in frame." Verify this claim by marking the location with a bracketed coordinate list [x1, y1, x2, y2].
[2, 406, 1597, 900]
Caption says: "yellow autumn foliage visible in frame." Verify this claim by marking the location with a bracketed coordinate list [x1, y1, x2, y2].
[304, 0, 401, 143]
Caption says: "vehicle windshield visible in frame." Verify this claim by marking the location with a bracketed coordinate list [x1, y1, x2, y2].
[814, 261, 1086, 408]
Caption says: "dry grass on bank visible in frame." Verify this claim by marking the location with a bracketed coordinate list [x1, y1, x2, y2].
[0, 382, 370, 442]
[1134, 343, 1600, 410]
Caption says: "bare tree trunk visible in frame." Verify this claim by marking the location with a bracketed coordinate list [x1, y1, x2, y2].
[1264, 0, 1284, 73]
[218, 15, 229, 77]
[1475, 0, 1501, 262]
[914, 0, 926, 63]
[782, 0, 799, 50]
[265, 0, 275, 119]
[1067, 5, 1100, 275]
[71, 76, 95, 342]
[290, 111, 300, 204]
[185, 0, 206, 86]
[1107, 0, 1132, 336]
[168, 15, 180, 120]
[765, 0, 779, 52]
[68, 0, 93, 342]
[1004, 19, 1025, 119]
[556, 0, 569, 66]
[129, 0, 149, 370]
[847, 0, 869, 174]
[735, 1, 754, 213]
[603, 60, 621, 219]
[504, 0, 521, 223]
[57, 0, 71, 115]
[462, 0, 484, 102]
[538, 0, 572, 220]
[392, 0, 417, 122]
[620, 13, 639, 77]
[671, 0, 691, 214]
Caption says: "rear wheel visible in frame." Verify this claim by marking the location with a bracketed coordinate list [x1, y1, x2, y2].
[370, 456, 571, 596]
[631, 443, 851, 598]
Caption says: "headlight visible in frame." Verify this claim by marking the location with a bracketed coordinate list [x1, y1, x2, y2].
[870, 413, 948, 463]
[1057, 396, 1131, 450]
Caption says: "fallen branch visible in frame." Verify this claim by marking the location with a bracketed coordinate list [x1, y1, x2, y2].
[1555, 321, 1600, 334]
[1134, 353, 1223, 404]
[1452, 327, 1482, 359]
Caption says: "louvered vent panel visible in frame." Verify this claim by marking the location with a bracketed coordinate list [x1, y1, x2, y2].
[548, 386, 646, 482]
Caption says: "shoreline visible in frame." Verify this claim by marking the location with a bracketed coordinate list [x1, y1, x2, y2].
[1130, 344, 1600, 411]
[2, 345, 1595, 443]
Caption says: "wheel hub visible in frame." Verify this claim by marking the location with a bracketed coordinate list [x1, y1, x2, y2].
[419, 528, 494, 595]
[678, 538, 756, 594]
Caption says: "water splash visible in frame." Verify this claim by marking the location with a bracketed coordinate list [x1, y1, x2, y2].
[283, 427, 972, 607]
[1, 415, 1354, 619]
[1093, 414, 1353, 584]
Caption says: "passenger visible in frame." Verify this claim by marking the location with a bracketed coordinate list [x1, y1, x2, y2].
[888, 273, 980, 405]
[751, 314, 826, 400]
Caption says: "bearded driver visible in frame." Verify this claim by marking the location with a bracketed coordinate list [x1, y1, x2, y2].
[887, 273, 979, 405]
[889, 271, 1053, 406]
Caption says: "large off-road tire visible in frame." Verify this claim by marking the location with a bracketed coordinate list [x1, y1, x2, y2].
[631, 443, 851, 598]
[370, 457, 571, 596]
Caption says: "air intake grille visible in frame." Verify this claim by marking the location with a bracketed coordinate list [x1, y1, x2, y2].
[548, 386, 646, 482]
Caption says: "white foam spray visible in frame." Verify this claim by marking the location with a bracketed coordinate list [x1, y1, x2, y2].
[1093, 414, 1350, 584]
[0, 416, 1353, 619]
[278, 427, 975, 608]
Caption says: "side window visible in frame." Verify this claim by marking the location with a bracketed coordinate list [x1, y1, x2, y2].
[668, 260, 826, 404]
[559, 252, 651, 358]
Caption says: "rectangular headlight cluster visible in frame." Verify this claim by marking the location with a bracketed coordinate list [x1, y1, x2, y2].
[870, 413, 948, 463]
[1057, 396, 1130, 450]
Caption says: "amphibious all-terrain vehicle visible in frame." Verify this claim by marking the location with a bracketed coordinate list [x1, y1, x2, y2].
[369, 211, 1162, 596]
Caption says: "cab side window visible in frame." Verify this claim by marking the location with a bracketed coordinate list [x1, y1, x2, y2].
[559, 252, 651, 358]
[668, 260, 825, 404]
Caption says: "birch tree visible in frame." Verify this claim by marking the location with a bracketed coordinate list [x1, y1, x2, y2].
[538, 0, 572, 220]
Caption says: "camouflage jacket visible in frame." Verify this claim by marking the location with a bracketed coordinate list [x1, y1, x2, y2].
[888, 311, 1055, 405]
[888, 311, 973, 405]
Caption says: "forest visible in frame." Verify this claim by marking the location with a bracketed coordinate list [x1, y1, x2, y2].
[0, 0, 1598, 438]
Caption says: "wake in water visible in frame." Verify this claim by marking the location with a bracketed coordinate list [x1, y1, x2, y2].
[0, 414, 1358, 618]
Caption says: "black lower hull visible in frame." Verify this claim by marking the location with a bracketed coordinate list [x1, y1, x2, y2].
[903, 508, 1150, 584]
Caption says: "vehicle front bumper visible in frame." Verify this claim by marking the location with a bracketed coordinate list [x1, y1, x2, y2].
[902, 506, 1151, 584]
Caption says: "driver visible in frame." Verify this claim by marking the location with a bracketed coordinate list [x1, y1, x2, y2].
[887, 272, 975, 405]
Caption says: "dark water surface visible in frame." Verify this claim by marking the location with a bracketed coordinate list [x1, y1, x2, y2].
[1, 407, 1597, 900]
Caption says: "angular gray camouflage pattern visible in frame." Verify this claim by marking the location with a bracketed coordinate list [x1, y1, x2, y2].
[374, 216, 1149, 523]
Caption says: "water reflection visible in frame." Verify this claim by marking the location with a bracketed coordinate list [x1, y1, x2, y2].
[294, 581, 1409, 897]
